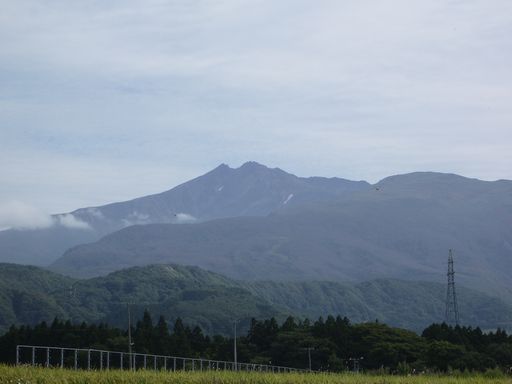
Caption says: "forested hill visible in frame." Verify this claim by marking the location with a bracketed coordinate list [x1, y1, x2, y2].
[245, 279, 512, 331]
[0, 263, 279, 336]
[1, 263, 512, 335]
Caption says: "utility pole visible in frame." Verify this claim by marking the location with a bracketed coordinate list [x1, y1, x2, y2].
[300, 347, 314, 372]
[127, 305, 134, 371]
[445, 249, 460, 325]
[233, 320, 238, 371]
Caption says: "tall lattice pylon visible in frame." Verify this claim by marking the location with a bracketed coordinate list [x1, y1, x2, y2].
[445, 249, 460, 325]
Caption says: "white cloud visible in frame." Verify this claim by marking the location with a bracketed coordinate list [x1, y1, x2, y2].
[86, 208, 105, 220]
[175, 213, 197, 223]
[0, 201, 53, 230]
[56, 214, 91, 230]
[0, 201, 92, 231]
[121, 211, 152, 227]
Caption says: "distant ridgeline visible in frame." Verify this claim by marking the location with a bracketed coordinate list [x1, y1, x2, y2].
[1, 163, 511, 307]
[1, 313, 512, 373]
[1, 263, 512, 336]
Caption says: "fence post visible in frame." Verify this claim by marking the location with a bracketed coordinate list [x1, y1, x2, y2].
[74, 350, 77, 370]
[144, 354, 147, 370]
[164, 357, 167, 371]
[107, 351, 110, 370]
[87, 350, 91, 370]
[46, 347, 50, 368]
[16, 346, 19, 366]
[120, 352, 124, 370]
[173, 357, 176, 371]
[60, 348, 64, 368]
[100, 351, 103, 370]
[31, 347, 35, 366]
[154, 355, 157, 371]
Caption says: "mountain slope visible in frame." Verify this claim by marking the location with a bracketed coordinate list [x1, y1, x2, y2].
[71, 162, 369, 227]
[246, 279, 512, 331]
[1, 263, 511, 335]
[0, 263, 279, 335]
[0, 162, 369, 265]
[50, 172, 512, 302]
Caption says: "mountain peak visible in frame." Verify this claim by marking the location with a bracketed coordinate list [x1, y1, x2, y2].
[210, 161, 274, 174]
[237, 161, 292, 178]
[239, 161, 268, 170]
[211, 163, 232, 172]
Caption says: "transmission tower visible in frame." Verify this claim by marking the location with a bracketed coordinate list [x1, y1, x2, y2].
[445, 249, 460, 325]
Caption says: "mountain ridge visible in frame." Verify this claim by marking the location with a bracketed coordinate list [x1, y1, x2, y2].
[0, 162, 369, 265]
[49, 169, 512, 304]
[1, 263, 511, 335]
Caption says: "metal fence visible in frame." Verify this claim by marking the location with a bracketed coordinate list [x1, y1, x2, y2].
[16, 345, 310, 373]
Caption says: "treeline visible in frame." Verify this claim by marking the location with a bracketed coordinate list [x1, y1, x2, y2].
[1, 312, 512, 373]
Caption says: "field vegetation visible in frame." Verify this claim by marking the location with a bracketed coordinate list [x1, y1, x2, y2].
[0, 365, 510, 384]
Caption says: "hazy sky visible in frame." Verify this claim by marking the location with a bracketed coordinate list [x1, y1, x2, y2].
[1, 0, 511, 216]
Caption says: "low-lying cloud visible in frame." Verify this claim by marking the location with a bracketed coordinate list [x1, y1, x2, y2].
[0, 201, 91, 231]
[0, 201, 54, 230]
[121, 211, 151, 227]
[56, 214, 91, 229]
[175, 213, 197, 223]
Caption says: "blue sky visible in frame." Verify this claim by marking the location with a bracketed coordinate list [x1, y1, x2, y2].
[1, 0, 511, 220]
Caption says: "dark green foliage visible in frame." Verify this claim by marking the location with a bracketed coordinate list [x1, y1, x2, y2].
[245, 279, 512, 332]
[0, 263, 280, 335]
[2, 263, 512, 336]
[1, 316, 511, 373]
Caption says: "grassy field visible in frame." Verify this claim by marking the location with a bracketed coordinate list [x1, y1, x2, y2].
[0, 365, 510, 384]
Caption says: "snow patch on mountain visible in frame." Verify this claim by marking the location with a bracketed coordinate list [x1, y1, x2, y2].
[283, 194, 294, 205]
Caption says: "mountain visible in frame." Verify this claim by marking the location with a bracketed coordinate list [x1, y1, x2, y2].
[0, 162, 369, 265]
[1, 263, 511, 335]
[0, 227, 100, 267]
[245, 279, 512, 331]
[70, 162, 369, 227]
[50, 172, 512, 302]
[0, 263, 279, 335]
[0, 263, 74, 328]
